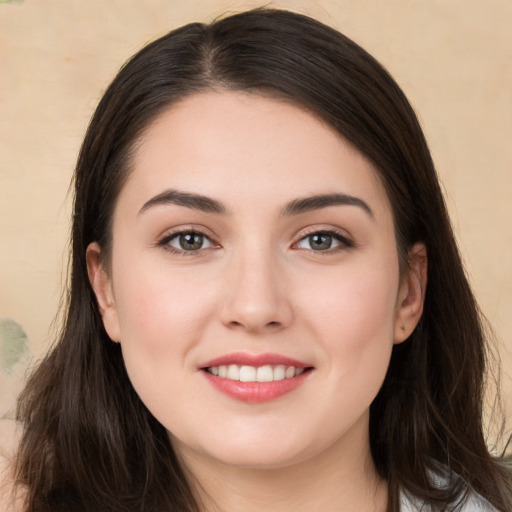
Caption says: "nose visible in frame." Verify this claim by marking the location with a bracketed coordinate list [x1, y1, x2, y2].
[219, 248, 293, 334]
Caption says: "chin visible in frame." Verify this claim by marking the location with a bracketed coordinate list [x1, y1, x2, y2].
[205, 445, 313, 470]
[173, 424, 342, 472]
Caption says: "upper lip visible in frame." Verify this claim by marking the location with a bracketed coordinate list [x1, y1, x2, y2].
[200, 352, 311, 369]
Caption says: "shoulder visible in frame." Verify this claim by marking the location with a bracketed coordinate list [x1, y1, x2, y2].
[460, 491, 501, 511]
[400, 486, 499, 512]
[400, 465, 500, 511]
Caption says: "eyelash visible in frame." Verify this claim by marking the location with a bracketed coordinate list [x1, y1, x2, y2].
[293, 228, 354, 253]
[157, 229, 219, 256]
[157, 228, 354, 256]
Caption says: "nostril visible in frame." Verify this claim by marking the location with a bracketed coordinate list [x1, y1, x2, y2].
[226, 320, 282, 332]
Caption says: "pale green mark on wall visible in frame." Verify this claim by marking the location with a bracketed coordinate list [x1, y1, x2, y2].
[0, 318, 29, 376]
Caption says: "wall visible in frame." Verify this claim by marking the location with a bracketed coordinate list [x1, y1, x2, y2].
[1, 0, 511, 433]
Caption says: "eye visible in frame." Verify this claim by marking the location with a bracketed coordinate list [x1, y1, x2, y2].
[295, 231, 352, 252]
[161, 231, 216, 253]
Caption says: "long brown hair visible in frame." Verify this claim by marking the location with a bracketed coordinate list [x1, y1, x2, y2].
[15, 8, 511, 511]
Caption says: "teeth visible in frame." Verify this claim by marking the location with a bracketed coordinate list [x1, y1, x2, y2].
[239, 365, 256, 382]
[227, 364, 239, 380]
[258, 365, 275, 382]
[285, 366, 295, 379]
[273, 365, 285, 381]
[207, 364, 306, 382]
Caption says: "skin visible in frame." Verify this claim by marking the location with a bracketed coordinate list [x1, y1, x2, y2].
[88, 91, 427, 511]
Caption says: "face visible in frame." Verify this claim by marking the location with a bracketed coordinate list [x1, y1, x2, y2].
[88, 91, 425, 472]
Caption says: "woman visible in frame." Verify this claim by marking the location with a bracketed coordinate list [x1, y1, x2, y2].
[2, 8, 511, 512]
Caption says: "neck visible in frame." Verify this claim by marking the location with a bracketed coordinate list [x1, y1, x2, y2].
[174, 417, 388, 512]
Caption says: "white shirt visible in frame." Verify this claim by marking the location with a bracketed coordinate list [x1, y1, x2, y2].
[400, 489, 498, 511]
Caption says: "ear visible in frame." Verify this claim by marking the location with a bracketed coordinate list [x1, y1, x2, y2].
[394, 242, 427, 344]
[86, 242, 121, 343]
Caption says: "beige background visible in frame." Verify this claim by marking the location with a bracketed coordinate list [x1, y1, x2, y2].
[1, 1, 511, 433]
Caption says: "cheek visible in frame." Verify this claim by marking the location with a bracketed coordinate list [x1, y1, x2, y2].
[294, 261, 399, 431]
[111, 258, 217, 381]
[115, 255, 214, 328]
[303, 257, 398, 335]
[111, 260, 222, 428]
[298, 254, 400, 380]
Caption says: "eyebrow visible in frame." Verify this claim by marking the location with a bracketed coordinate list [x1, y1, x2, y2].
[138, 189, 373, 219]
[281, 193, 374, 219]
[138, 189, 229, 216]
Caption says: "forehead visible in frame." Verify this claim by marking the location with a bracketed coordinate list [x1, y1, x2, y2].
[119, 91, 391, 220]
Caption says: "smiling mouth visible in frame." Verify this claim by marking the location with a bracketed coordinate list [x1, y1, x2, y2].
[204, 364, 309, 382]
[200, 353, 314, 403]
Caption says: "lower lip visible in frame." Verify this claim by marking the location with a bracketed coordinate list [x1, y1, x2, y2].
[202, 370, 311, 404]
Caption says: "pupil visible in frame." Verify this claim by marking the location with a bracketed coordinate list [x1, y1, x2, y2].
[311, 233, 332, 250]
[180, 233, 203, 250]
